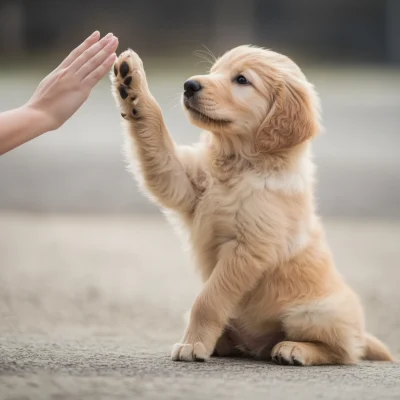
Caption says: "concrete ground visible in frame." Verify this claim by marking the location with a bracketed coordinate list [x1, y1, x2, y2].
[0, 213, 399, 400]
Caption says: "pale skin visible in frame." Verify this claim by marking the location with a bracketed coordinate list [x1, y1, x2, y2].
[0, 31, 119, 155]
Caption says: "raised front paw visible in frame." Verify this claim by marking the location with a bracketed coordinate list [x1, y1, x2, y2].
[111, 49, 146, 120]
[171, 342, 210, 362]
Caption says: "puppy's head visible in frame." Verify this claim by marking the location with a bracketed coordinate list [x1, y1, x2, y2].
[182, 46, 321, 153]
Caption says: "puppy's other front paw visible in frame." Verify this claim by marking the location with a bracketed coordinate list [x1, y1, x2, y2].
[171, 342, 210, 362]
[111, 49, 145, 120]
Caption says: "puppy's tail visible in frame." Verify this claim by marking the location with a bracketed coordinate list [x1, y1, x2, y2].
[362, 332, 394, 361]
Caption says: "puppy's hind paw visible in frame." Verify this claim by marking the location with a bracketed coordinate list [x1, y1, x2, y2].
[271, 341, 306, 366]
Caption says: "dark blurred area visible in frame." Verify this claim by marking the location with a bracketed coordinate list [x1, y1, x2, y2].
[1, 0, 400, 63]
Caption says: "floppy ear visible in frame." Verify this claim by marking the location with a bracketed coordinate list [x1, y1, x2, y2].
[256, 74, 320, 153]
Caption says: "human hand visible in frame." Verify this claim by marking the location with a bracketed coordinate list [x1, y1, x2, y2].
[25, 31, 119, 131]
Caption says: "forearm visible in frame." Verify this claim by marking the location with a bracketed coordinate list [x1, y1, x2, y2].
[113, 50, 197, 212]
[126, 96, 196, 210]
[0, 105, 51, 155]
[188, 243, 263, 346]
[172, 241, 264, 361]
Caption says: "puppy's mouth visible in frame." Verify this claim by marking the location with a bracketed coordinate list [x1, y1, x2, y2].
[184, 99, 230, 125]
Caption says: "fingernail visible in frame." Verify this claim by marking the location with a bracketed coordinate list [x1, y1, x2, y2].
[90, 31, 99, 38]
[107, 37, 118, 46]
[104, 33, 113, 41]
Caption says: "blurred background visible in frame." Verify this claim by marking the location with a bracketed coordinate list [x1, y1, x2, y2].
[0, 2, 400, 396]
[0, 0, 399, 216]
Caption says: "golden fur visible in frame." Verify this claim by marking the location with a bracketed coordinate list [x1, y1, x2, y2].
[111, 45, 393, 365]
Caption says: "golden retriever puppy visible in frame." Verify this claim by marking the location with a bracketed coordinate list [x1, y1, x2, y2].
[111, 45, 393, 365]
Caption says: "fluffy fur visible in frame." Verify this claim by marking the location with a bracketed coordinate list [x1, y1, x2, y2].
[111, 46, 393, 365]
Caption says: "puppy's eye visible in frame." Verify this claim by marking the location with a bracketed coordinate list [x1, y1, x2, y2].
[235, 75, 249, 85]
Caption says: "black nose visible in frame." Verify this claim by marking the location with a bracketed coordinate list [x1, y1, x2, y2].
[184, 79, 202, 98]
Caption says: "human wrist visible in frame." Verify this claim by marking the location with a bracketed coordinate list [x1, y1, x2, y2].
[22, 103, 58, 135]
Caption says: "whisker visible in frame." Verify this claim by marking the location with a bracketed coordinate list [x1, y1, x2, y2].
[195, 49, 215, 62]
[195, 60, 213, 67]
[193, 49, 213, 59]
[167, 95, 182, 104]
[166, 92, 183, 101]
[193, 50, 214, 66]
[167, 92, 183, 111]
[200, 44, 217, 63]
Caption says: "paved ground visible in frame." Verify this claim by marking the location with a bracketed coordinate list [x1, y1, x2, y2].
[0, 213, 399, 399]
[0, 64, 399, 217]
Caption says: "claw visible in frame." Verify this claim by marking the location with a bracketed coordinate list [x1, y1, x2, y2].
[280, 356, 291, 365]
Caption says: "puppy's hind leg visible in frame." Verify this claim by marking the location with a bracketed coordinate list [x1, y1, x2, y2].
[273, 293, 365, 366]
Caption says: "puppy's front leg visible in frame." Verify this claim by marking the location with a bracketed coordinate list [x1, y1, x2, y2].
[171, 241, 263, 362]
[111, 50, 197, 213]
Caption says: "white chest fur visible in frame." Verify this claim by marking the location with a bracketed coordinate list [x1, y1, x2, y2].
[247, 154, 314, 196]
[192, 157, 313, 254]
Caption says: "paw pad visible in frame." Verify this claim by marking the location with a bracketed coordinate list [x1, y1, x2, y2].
[118, 86, 128, 100]
[119, 61, 129, 78]
[112, 50, 144, 121]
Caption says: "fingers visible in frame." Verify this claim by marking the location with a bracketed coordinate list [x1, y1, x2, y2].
[82, 52, 118, 88]
[77, 36, 119, 81]
[69, 33, 115, 75]
[58, 31, 101, 70]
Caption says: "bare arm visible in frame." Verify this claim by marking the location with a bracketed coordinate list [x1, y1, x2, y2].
[111, 50, 197, 213]
[0, 31, 118, 155]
